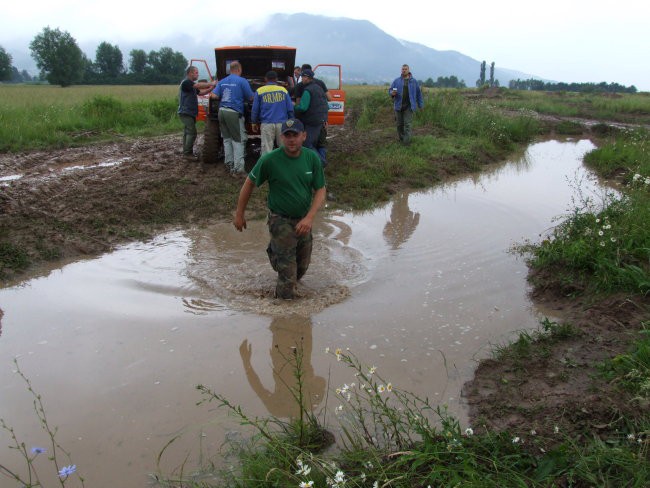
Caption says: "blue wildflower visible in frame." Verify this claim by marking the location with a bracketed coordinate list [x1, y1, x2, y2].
[30, 447, 46, 454]
[58, 465, 76, 477]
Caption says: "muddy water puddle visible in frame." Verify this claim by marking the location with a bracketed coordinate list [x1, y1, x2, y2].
[0, 139, 605, 486]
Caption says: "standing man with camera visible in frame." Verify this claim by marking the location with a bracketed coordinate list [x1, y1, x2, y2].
[389, 64, 424, 145]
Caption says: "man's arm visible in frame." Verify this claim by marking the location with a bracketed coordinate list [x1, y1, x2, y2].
[294, 90, 311, 113]
[416, 82, 424, 109]
[295, 187, 326, 236]
[234, 177, 255, 231]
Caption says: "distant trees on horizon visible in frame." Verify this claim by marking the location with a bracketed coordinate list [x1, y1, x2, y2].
[508, 78, 637, 94]
[1, 26, 189, 87]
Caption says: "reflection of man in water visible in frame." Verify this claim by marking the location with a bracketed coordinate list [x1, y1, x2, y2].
[239, 315, 325, 417]
[383, 192, 420, 250]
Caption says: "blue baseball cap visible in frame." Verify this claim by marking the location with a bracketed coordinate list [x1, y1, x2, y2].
[281, 118, 305, 134]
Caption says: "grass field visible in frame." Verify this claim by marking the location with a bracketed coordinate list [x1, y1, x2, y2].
[0, 85, 180, 152]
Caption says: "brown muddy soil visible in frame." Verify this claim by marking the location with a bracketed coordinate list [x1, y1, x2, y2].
[463, 282, 649, 451]
[0, 134, 254, 279]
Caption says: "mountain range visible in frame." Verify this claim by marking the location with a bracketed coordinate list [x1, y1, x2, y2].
[9, 13, 538, 86]
[240, 13, 535, 86]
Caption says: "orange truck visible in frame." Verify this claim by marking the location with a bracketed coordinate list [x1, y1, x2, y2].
[190, 45, 345, 164]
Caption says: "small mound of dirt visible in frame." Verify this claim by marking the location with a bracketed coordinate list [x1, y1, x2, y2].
[463, 290, 649, 448]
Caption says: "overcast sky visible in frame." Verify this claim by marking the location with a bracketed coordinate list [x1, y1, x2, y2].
[2, 0, 648, 90]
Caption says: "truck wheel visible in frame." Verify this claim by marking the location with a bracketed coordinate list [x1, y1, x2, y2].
[202, 118, 223, 164]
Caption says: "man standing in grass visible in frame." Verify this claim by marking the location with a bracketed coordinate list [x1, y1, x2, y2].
[234, 118, 326, 299]
[178, 65, 215, 159]
[389, 64, 424, 144]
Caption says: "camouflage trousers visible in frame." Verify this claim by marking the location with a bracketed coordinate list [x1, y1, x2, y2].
[266, 212, 313, 299]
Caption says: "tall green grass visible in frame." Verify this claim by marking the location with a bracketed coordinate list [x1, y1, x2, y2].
[420, 91, 540, 147]
[488, 90, 650, 123]
[0, 85, 180, 151]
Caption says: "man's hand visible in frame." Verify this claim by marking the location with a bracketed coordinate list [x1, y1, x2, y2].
[295, 216, 313, 236]
[234, 214, 247, 231]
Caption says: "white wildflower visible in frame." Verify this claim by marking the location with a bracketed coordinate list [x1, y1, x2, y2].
[334, 470, 345, 483]
[512, 437, 520, 444]
[465, 427, 474, 436]
[299, 482, 314, 488]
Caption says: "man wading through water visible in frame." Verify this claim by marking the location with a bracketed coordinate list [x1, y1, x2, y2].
[234, 118, 326, 299]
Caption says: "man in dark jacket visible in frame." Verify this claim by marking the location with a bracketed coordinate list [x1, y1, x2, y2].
[293, 68, 329, 165]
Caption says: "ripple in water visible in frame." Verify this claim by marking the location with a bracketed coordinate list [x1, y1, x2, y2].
[184, 219, 368, 316]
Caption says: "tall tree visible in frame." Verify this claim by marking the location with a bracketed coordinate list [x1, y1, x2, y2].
[95, 42, 124, 78]
[0, 45, 12, 81]
[476, 60, 486, 87]
[489, 62, 495, 87]
[148, 46, 187, 77]
[29, 27, 84, 86]
[129, 48, 148, 74]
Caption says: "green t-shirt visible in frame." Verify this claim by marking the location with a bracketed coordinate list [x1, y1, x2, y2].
[249, 147, 326, 218]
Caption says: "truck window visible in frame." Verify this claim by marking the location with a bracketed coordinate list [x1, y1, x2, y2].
[313, 65, 341, 91]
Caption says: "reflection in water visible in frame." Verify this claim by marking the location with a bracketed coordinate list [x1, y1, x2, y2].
[239, 315, 326, 417]
[383, 192, 420, 250]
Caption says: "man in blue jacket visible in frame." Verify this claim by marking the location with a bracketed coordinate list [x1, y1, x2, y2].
[389, 64, 424, 145]
[211, 61, 254, 176]
[251, 70, 294, 156]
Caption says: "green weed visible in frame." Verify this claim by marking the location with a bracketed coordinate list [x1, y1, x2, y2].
[601, 323, 650, 401]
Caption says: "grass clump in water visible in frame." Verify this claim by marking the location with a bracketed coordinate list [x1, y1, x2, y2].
[516, 128, 650, 295]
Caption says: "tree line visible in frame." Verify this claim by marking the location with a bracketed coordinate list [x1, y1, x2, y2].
[508, 78, 637, 94]
[0, 27, 188, 87]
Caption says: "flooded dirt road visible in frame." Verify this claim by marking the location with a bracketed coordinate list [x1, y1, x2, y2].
[0, 139, 606, 486]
